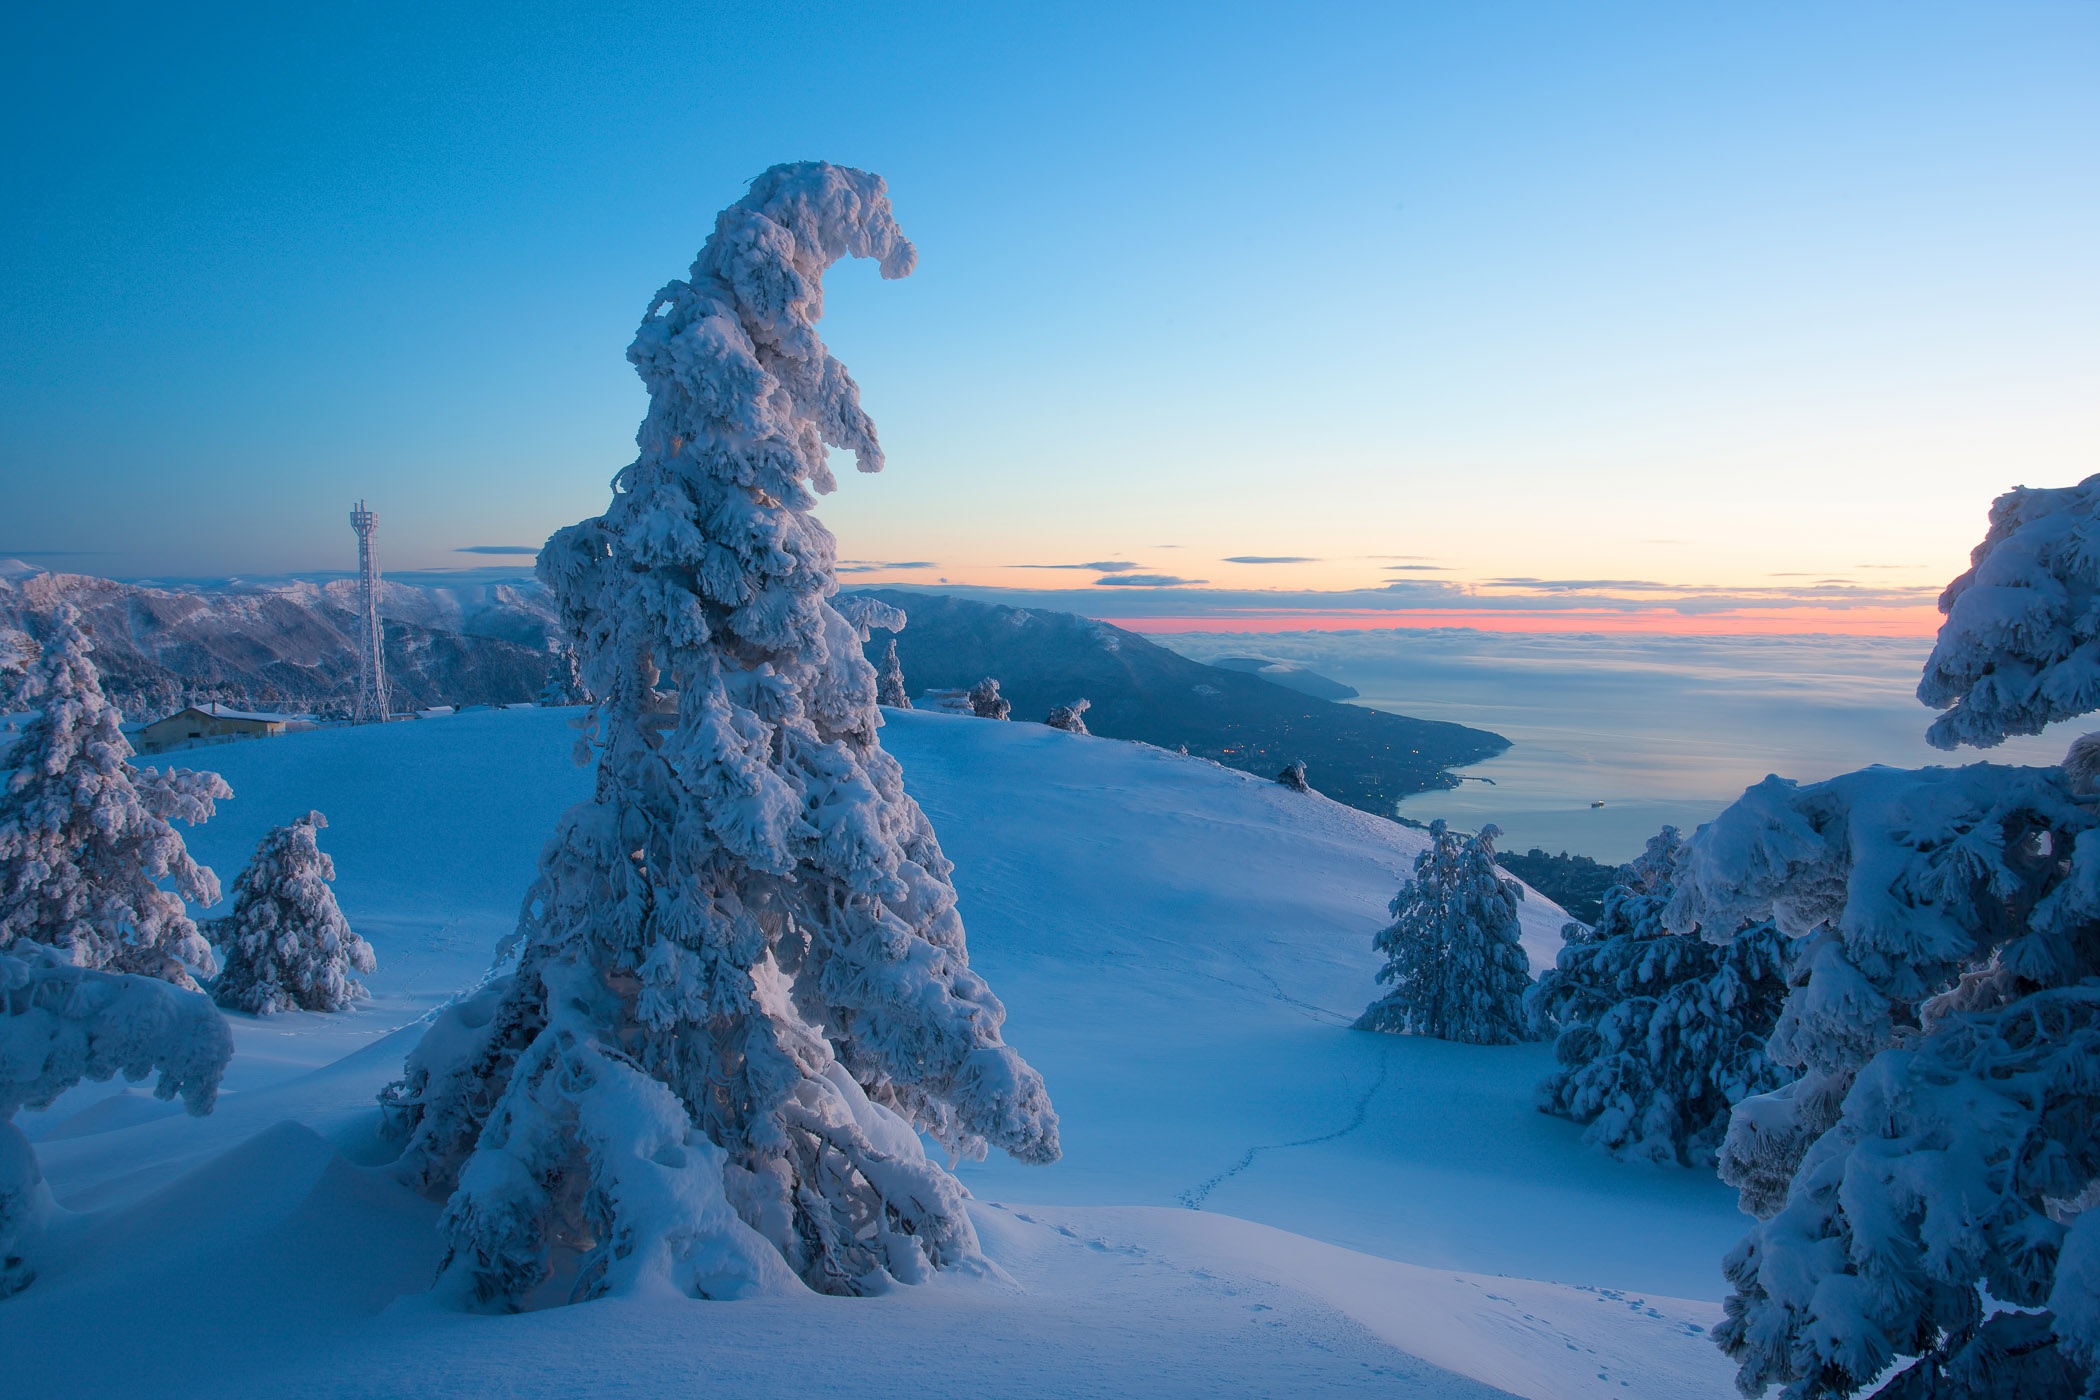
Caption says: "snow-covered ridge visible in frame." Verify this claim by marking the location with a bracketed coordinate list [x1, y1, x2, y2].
[0, 562, 558, 716]
[0, 708, 1745, 1397]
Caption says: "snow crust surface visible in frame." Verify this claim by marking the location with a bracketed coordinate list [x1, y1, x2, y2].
[0, 709, 1745, 1397]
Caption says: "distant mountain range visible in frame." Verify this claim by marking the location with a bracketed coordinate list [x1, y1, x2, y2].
[0, 564, 1506, 816]
[849, 588, 1507, 815]
[0, 561, 559, 718]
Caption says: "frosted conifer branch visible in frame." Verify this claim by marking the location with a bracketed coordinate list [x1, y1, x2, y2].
[1920, 473, 2100, 749]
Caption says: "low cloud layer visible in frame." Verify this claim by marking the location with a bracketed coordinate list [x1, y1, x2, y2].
[1093, 574, 1208, 588]
[837, 560, 938, 574]
[1016, 560, 1141, 572]
[1223, 556, 1317, 565]
[854, 573, 1945, 634]
[455, 545, 541, 556]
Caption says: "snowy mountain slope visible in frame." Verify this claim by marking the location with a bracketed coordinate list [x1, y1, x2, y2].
[850, 588, 1509, 816]
[0, 709, 1743, 1398]
[0, 563, 558, 716]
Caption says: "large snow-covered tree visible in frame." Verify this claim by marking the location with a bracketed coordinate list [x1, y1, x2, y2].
[378, 163, 1058, 1308]
[1529, 826, 1794, 1169]
[0, 606, 229, 989]
[2, 945, 232, 1296]
[210, 811, 376, 1015]
[1356, 819, 1531, 1045]
[1667, 475, 2100, 1398]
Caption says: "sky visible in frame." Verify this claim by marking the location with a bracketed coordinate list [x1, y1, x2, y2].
[3, 1, 2096, 633]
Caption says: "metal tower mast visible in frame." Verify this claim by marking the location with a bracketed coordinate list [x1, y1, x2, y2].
[349, 500, 390, 723]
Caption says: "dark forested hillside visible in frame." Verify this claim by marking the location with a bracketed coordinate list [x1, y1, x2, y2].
[850, 589, 1507, 817]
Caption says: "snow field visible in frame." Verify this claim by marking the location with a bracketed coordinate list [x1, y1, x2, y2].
[2, 707, 1746, 1397]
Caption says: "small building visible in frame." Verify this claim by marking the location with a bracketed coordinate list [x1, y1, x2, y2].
[132, 703, 291, 754]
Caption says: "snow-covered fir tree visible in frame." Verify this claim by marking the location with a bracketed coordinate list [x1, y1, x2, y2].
[2, 944, 231, 1296]
[876, 639, 909, 709]
[538, 643, 587, 706]
[1356, 820, 1532, 1045]
[1276, 759, 1309, 792]
[1528, 826, 1794, 1169]
[1044, 698, 1090, 734]
[967, 676, 1010, 720]
[1664, 475, 2100, 1399]
[210, 811, 376, 1015]
[0, 606, 229, 989]
[377, 164, 1058, 1308]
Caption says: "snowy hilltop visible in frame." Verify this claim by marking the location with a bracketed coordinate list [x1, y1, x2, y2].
[0, 703, 1752, 1399]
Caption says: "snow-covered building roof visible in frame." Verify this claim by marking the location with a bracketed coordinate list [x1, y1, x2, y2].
[192, 702, 293, 723]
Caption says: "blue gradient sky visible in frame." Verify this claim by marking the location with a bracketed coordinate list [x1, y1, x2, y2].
[4, 2, 2096, 629]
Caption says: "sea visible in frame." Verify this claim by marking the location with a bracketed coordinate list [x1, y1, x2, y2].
[1156, 628, 2076, 865]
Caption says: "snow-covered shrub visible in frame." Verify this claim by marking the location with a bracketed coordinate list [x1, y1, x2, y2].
[1044, 698, 1090, 735]
[0, 606, 228, 988]
[966, 677, 1010, 720]
[1529, 827, 1794, 1169]
[1356, 819, 1532, 1045]
[1, 945, 232, 1296]
[210, 812, 376, 1015]
[876, 640, 910, 709]
[918, 688, 972, 715]
[1665, 479, 2100, 1397]
[1919, 472, 2100, 750]
[1276, 760, 1309, 792]
[379, 164, 1058, 1308]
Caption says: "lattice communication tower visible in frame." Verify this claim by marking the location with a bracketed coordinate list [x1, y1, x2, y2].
[349, 500, 390, 723]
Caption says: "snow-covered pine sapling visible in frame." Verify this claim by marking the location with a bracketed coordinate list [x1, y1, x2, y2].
[1356, 819, 1532, 1045]
[538, 643, 587, 707]
[1276, 760, 1309, 792]
[1044, 698, 1090, 734]
[1527, 826, 1793, 1169]
[378, 164, 1059, 1308]
[1664, 473, 2100, 1399]
[210, 811, 376, 1015]
[1, 945, 232, 1296]
[833, 596, 912, 711]
[877, 639, 910, 709]
[0, 606, 229, 989]
[967, 676, 1011, 720]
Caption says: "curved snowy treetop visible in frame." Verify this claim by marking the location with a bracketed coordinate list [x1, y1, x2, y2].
[630, 160, 915, 498]
[1920, 472, 2100, 750]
